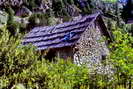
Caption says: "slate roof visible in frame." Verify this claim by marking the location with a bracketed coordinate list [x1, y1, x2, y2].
[23, 13, 104, 50]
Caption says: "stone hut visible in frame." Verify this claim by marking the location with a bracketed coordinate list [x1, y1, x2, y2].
[23, 13, 111, 65]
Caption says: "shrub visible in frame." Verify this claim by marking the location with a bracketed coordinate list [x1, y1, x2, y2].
[0, 26, 39, 88]
[109, 29, 133, 89]
[28, 13, 49, 29]
[1, 26, 133, 89]
[0, 26, 90, 89]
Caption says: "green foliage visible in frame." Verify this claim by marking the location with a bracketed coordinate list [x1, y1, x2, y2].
[23, 0, 38, 10]
[0, 26, 90, 89]
[1, 23, 133, 89]
[52, 0, 92, 17]
[0, 26, 39, 88]
[28, 12, 58, 30]
[16, 59, 90, 89]
[1, 1, 133, 89]
[109, 29, 133, 88]
[52, 0, 66, 17]
[47, 60, 89, 89]
[6, 7, 20, 36]
[102, 0, 117, 3]
[28, 13, 49, 27]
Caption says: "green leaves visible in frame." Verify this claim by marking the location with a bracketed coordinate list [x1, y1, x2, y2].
[109, 29, 133, 88]
[102, 0, 117, 3]
[0, 26, 40, 88]
[1, 25, 133, 88]
[46, 60, 89, 89]
[0, 27, 90, 88]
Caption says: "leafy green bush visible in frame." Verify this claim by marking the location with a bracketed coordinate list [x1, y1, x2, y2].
[102, 0, 117, 3]
[28, 13, 50, 29]
[0, 26, 39, 88]
[109, 29, 133, 89]
[13, 59, 90, 89]
[23, 0, 38, 10]
[28, 12, 58, 30]
[0, 26, 90, 89]
[46, 60, 89, 89]
[0, 25, 133, 89]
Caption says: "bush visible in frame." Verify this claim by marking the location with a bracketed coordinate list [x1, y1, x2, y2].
[28, 13, 49, 29]
[0, 26, 90, 89]
[109, 29, 133, 89]
[0, 26, 39, 88]
[0, 26, 133, 89]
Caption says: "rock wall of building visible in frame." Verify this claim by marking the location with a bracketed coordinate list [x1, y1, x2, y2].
[74, 21, 109, 66]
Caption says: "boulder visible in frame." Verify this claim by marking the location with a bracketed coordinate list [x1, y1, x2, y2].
[0, 10, 8, 25]
[15, 6, 32, 17]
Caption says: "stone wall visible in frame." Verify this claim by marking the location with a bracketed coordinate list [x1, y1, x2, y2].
[73, 21, 109, 66]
